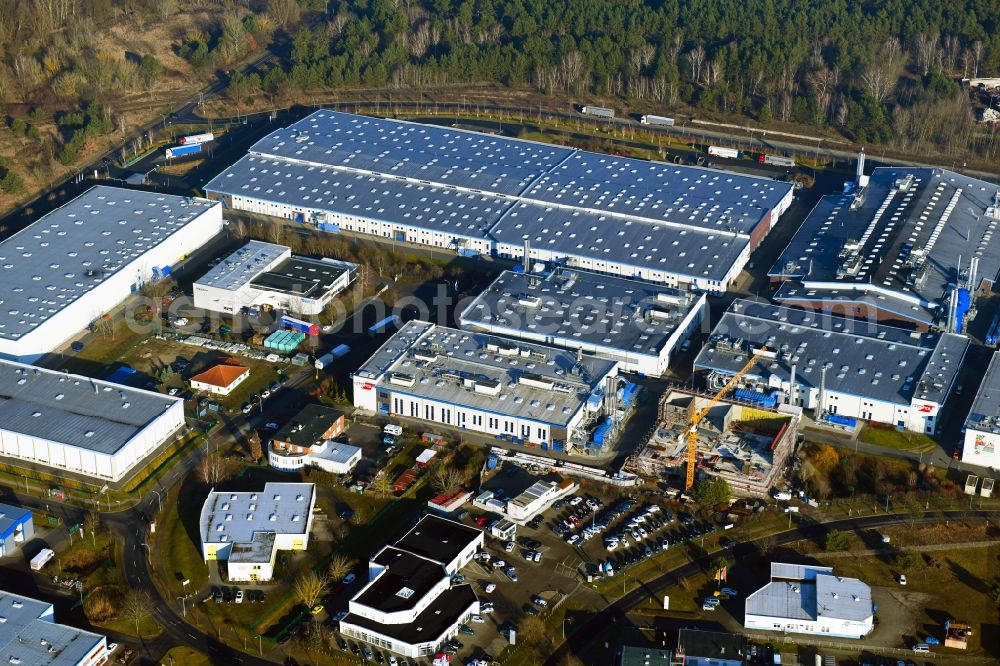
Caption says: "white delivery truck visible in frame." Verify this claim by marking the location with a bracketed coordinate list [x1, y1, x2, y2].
[31, 548, 55, 571]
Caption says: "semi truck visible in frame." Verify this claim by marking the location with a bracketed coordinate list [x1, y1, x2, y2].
[759, 154, 796, 167]
[313, 344, 351, 370]
[178, 133, 215, 145]
[640, 114, 675, 126]
[31, 548, 55, 571]
[279, 315, 319, 336]
[581, 105, 615, 119]
[707, 146, 740, 159]
[164, 143, 202, 159]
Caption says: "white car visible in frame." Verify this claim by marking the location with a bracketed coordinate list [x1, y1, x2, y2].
[492, 559, 506, 570]
[566, 534, 580, 545]
[569, 496, 583, 506]
[260, 388, 271, 399]
[898, 574, 907, 585]
[172, 317, 189, 327]
[388, 657, 398, 666]
[504, 541, 515, 552]
[646, 504, 661, 514]
[484, 583, 496, 593]
[471, 614, 486, 624]
[480, 601, 494, 613]
[167, 387, 180, 396]
[234, 590, 244, 604]
[532, 551, 541, 563]
[605, 540, 619, 552]
[107, 643, 119, 654]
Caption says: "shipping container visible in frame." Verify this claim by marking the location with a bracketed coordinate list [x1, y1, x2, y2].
[394, 467, 418, 493]
[279, 315, 319, 336]
[421, 432, 446, 444]
[368, 315, 401, 336]
[165, 143, 202, 159]
[640, 114, 675, 126]
[581, 105, 615, 119]
[707, 146, 740, 159]
[178, 132, 215, 145]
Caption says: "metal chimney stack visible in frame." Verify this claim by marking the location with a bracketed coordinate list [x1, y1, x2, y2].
[523, 238, 531, 272]
[969, 256, 980, 293]
[788, 363, 797, 406]
[948, 288, 959, 332]
[856, 149, 866, 183]
[818, 365, 827, 415]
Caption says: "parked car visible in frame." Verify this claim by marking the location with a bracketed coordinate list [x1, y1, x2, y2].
[531, 595, 548, 607]
[343, 573, 357, 584]
[484, 583, 496, 593]
[333, 610, 348, 622]
[471, 614, 486, 624]
[234, 590, 244, 604]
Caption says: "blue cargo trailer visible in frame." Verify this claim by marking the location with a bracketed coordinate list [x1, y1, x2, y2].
[165, 143, 202, 159]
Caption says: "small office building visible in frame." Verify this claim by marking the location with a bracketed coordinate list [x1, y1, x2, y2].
[744, 563, 874, 639]
[199, 482, 316, 581]
[0, 503, 33, 557]
[268, 404, 359, 474]
[673, 629, 747, 666]
[189, 361, 250, 396]
[193, 240, 357, 316]
[339, 516, 484, 658]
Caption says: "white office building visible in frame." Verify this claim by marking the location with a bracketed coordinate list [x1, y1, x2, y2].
[0, 186, 222, 362]
[204, 110, 794, 292]
[0, 359, 185, 483]
[459, 267, 706, 376]
[193, 240, 357, 316]
[199, 482, 316, 582]
[694, 299, 969, 434]
[340, 515, 484, 658]
[506, 478, 577, 523]
[745, 563, 874, 639]
[0, 590, 108, 666]
[352, 321, 621, 454]
[962, 352, 1000, 468]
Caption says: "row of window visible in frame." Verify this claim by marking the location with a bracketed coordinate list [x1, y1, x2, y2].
[386, 395, 548, 442]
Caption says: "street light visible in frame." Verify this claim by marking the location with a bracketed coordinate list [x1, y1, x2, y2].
[255, 634, 263, 655]
[176, 596, 187, 617]
[151, 489, 162, 513]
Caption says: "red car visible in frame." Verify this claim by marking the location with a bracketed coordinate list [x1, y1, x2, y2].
[474, 515, 489, 527]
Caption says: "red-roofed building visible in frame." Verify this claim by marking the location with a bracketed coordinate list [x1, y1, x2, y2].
[189, 361, 250, 396]
[427, 491, 471, 514]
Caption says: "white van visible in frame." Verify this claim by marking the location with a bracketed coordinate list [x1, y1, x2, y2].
[912, 644, 930, 654]
[383, 424, 403, 437]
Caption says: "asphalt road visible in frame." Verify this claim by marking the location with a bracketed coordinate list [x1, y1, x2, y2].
[544, 509, 1000, 665]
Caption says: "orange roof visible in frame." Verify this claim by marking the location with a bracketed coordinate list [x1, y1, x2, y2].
[190, 363, 249, 388]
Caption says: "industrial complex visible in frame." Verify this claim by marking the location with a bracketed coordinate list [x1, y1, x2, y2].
[193, 240, 357, 316]
[459, 266, 706, 376]
[0, 590, 108, 666]
[694, 299, 968, 434]
[0, 359, 185, 482]
[352, 320, 632, 455]
[0, 186, 222, 362]
[204, 110, 794, 291]
[769, 160, 1000, 331]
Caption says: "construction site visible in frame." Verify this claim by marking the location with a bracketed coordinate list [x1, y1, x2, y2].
[628, 389, 799, 497]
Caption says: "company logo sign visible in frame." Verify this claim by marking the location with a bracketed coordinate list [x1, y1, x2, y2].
[361, 382, 374, 390]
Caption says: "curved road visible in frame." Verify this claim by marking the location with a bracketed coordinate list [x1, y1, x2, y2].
[544, 509, 1000, 665]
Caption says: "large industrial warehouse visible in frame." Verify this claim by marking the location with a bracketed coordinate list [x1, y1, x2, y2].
[204, 110, 794, 291]
[459, 266, 706, 376]
[961, 352, 1000, 468]
[352, 320, 623, 454]
[769, 164, 1000, 330]
[0, 359, 185, 483]
[694, 300, 968, 434]
[0, 186, 222, 362]
[193, 240, 357, 316]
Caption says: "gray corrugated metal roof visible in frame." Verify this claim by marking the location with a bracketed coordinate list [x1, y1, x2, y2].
[195, 240, 288, 290]
[769, 167, 1000, 324]
[460, 268, 700, 358]
[694, 299, 966, 406]
[0, 359, 181, 455]
[747, 563, 872, 623]
[0, 591, 106, 666]
[0, 186, 217, 341]
[966, 352, 1000, 434]
[206, 110, 792, 283]
[355, 321, 617, 426]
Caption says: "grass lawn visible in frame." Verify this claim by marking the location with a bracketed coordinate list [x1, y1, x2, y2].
[98, 615, 162, 640]
[859, 425, 938, 453]
[148, 483, 209, 600]
[161, 647, 212, 665]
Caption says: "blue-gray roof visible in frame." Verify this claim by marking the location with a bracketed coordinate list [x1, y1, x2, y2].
[966, 352, 1000, 435]
[746, 563, 872, 623]
[770, 167, 1000, 324]
[0, 359, 182, 455]
[694, 299, 967, 406]
[200, 482, 314, 548]
[0, 186, 217, 341]
[0, 502, 31, 540]
[206, 110, 793, 283]
[0, 591, 106, 666]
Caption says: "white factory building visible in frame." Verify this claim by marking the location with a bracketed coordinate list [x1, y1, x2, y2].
[193, 240, 357, 316]
[0, 186, 222, 362]
[506, 477, 578, 523]
[459, 267, 706, 376]
[745, 563, 874, 639]
[340, 515, 483, 658]
[199, 482, 316, 582]
[352, 321, 622, 454]
[0, 590, 108, 666]
[0, 359, 185, 483]
[204, 110, 794, 292]
[694, 300, 968, 434]
[962, 352, 1000, 468]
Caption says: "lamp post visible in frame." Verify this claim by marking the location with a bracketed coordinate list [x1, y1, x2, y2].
[151, 489, 162, 513]
[177, 596, 187, 618]
[255, 634, 263, 656]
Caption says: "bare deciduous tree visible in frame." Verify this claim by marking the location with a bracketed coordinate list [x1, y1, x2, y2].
[197, 455, 231, 487]
[122, 590, 152, 636]
[432, 465, 466, 495]
[293, 571, 329, 609]
[327, 553, 356, 582]
[972, 40, 984, 78]
[83, 510, 100, 547]
[913, 32, 938, 76]
[686, 45, 705, 84]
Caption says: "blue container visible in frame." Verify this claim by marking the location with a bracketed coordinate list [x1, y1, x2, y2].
[512, 265, 525, 273]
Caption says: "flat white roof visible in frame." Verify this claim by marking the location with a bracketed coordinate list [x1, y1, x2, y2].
[195, 240, 288, 291]
[0, 186, 217, 341]
[200, 482, 314, 546]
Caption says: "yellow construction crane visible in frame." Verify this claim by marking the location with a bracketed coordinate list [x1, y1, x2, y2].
[686, 346, 767, 490]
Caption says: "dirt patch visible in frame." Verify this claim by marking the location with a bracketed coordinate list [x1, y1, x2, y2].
[63, 548, 107, 577]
